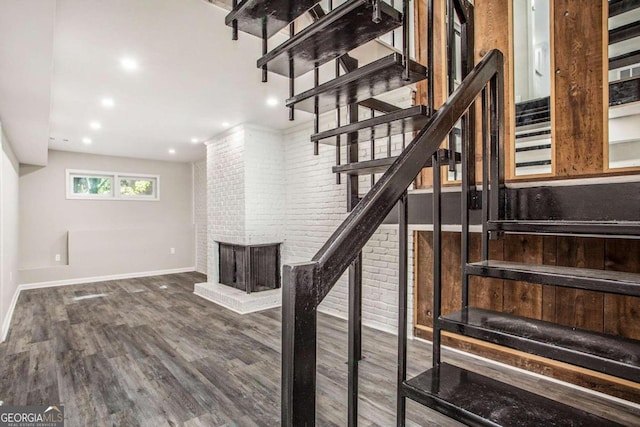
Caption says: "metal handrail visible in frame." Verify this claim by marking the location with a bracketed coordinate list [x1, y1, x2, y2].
[282, 48, 504, 427]
[311, 48, 504, 299]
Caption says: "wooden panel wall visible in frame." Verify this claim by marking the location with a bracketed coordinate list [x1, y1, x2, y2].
[472, 0, 514, 180]
[552, 0, 607, 176]
[414, 0, 447, 188]
[414, 231, 640, 401]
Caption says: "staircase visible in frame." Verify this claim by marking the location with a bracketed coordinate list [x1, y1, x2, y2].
[223, 0, 640, 426]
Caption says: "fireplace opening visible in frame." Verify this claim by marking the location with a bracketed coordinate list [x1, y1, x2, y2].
[218, 242, 281, 293]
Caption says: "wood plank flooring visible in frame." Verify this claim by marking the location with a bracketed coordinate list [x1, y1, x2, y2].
[0, 272, 638, 426]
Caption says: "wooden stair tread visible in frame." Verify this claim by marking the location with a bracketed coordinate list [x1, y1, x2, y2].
[286, 53, 427, 113]
[439, 307, 640, 382]
[257, 0, 402, 78]
[225, 0, 321, 39]
[332, 149, 459, 175]
[467, 260, 640, 297]
[487, 220, 640, 237]
[312, 105, 431, 145]
[403, 363, 623, 427]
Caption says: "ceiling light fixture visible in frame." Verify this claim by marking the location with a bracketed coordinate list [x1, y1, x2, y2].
[191, 138, 199, 143]
[120, 57, 138, 71]
[101, 98, 115, 108]
[266, 97, 279, 107]
[82, 137, 92, 144]
[222, 122, 230, 128]
[89, 121, 102, 130]
[168, 149, 176, 154]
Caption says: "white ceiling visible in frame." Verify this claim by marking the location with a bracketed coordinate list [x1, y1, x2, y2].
[0, 0, 311, 165]
[0, 0, 56, 166]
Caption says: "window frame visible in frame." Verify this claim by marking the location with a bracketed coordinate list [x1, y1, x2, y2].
[66, 169, 161, 201]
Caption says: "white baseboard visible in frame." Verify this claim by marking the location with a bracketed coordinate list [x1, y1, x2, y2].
[1, 288, 20, 343]
[1, 267, 196, 343]
[18, 267, 196, 291]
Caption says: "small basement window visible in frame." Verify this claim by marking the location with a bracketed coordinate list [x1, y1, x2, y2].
[67, 170, 160, 201]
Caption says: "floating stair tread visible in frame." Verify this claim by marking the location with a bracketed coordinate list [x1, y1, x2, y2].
[287, 53, 427, 113]
[609, 0, 640, 17]
[333, 157, 397, 175]
[610, 50, 640, 70]
[404, 363, 623, 427]
[312, 105, 430, 144]
[610, 76, 640, 106]
[257, 0, 402, 78]
[609, 21, 640, 44]
[225, 0, 321, 39]
[487, 220, 640, 237]
[467, 260, 640, 297]
[439, 307, 640, 381]
[332, 149, 459, 175]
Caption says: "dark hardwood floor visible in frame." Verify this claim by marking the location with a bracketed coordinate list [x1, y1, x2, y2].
[0, 272, 638, 426]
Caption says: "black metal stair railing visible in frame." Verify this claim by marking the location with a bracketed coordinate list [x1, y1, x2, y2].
[281, 48, 505, 426]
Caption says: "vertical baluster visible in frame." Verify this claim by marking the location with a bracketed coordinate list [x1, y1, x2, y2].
[328, 0, 333, 11]
[447, 1, 457, 175]
[490, 70, 505, 225]
[427, 0, 434, 114]
[231, 0, 238, 40]
[373, 0, 382, 23]
[370, 108, 375, 187]
[336, 59, 341, 184]
[314, 65, 320, 155]
[391, 0, 396, 48]
[396, 190, 408, 427]
[387, 126, 392, 158]
[289, 23, 295, 121]
[461, 109, 470, 310]
[402, 0, 410, 80]
[262, 19, 268, 82]
[481, 87, 489, 260]
[432, 151, 442, 367]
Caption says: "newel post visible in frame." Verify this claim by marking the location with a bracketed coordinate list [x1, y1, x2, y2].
[281, 262, 319, 427]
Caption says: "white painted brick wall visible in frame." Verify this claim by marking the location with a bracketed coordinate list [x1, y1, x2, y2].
[193, 158, 208, 275]
[282, 118, 414, 334]
[244, 126, 286, 244]
[206, 127, 246, 280]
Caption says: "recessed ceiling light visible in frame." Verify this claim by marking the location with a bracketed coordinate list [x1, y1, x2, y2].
[120, 57, 138, 71]
[89, 121, 102, 130]
[266, 97, 279, 107]
[222, 122, 230, 128]
[191, 138, 199, 143]
[168, 149, 176, 154]
[101, 98, 115, 108]
[82, 137, 92, 144]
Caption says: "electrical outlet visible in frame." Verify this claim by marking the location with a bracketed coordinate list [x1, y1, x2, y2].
[55, 254, 61, 262]
[170, 248, 175, 255]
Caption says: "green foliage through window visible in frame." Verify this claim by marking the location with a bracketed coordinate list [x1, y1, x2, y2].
[73, 176, 112, 195]
[120, 178, 154, 196]
[68, 171, 159, 200]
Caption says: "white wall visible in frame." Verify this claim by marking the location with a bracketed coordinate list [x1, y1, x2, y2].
[193, 158, 208, 275]
[1, 125, 20, 341]
[19, 150, 195, 284]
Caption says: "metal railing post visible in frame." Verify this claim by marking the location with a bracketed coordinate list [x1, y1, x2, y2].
[282, 262, 318, 427]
